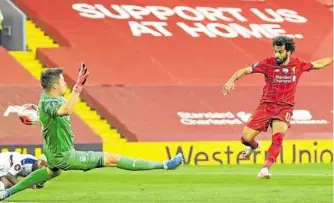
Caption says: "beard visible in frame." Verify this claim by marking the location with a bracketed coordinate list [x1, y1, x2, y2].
[275, 55, 288, 65]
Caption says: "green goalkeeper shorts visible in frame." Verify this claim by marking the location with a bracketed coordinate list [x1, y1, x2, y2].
[49, 151, 104, 171]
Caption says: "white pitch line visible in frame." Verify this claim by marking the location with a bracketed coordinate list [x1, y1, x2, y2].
[6, 202, 61, 203]
[5, 201, 60, 203]
[158, 172, 333, 177]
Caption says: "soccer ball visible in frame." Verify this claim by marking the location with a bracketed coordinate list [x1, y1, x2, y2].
[18, 104, 39, 125]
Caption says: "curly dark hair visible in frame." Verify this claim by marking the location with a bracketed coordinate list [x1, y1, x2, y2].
[40, 68, 64, 90]
[272, 36, 296, 53]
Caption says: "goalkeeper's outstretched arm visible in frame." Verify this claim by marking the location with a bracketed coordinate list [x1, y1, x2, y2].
[57, 63, 89, 116]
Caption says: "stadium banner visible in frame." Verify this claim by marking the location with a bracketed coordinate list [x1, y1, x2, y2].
[16, 0, 332, 86]
[105, 140, 333, 165]
[70, 1, 327, 41]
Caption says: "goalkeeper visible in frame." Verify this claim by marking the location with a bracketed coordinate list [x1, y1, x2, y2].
[0, 63, 183, 200]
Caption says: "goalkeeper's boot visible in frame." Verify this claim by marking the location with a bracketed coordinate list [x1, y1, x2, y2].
[164, 153, 184, 170]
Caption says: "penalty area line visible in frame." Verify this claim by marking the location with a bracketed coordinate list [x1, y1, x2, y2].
[162, 171, 333, 177]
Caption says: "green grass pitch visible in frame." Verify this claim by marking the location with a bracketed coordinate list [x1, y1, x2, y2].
[6, 164, 332, 203]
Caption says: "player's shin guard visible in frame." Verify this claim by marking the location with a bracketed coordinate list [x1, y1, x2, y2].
[8, 168, 53, 195]
[263, 132, 284, 169]
[117, 156, 164, 171]
[241, 137, 258, 149]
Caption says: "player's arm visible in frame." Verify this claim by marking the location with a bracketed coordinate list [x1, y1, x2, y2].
[56, 63, 89, 116]
[227, 67, 252, 82]
[222, 67, 252, 95]
[0, 177, 14, 190]
[3, 174, 41, 189]
[311, 57, 333, 70]
[56, 91, 81, 116]
[3, 173, 18, 185]
[5, 162, 23, 185]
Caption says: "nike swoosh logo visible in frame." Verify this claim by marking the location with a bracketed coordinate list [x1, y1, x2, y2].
[133, 160, 137, 168]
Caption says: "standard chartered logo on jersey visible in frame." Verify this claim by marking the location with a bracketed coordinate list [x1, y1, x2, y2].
[177, 110, 329, 125]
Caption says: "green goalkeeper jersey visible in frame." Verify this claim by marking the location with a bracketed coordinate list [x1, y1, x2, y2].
[38, 91, 74, 161]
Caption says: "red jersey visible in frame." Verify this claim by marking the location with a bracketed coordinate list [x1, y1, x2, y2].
[251, 57, 313, 106]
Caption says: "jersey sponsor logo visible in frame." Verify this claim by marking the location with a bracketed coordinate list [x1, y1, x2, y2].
[274, 75, 294, 83]
[14, 164, 21, 171]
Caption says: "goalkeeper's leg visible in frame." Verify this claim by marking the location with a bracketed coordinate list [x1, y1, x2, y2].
[64, 151, 184, 171]
[108, 152, 184, 171]
[0, 168, 61, 200]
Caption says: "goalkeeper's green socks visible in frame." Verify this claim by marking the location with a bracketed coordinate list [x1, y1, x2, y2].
[117, 156, 165, 171]
[8, 168, 53, 195]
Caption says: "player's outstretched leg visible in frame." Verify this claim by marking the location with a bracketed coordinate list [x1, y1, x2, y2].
[0, 168, 61, 201]
[104, 152, 184, 170]
[258, 120, 287, 179]
[240, 127, 260, 160]
[257, 132, 283, 179]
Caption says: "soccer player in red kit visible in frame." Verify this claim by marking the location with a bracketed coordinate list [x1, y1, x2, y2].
[223, 36, 333, 179]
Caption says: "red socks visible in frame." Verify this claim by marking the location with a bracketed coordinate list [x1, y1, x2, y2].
[263, 132, 284, 168]
[241, 137, 259, 149]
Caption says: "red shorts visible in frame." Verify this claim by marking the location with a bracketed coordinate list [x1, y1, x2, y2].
[246, 103, 293, 132]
